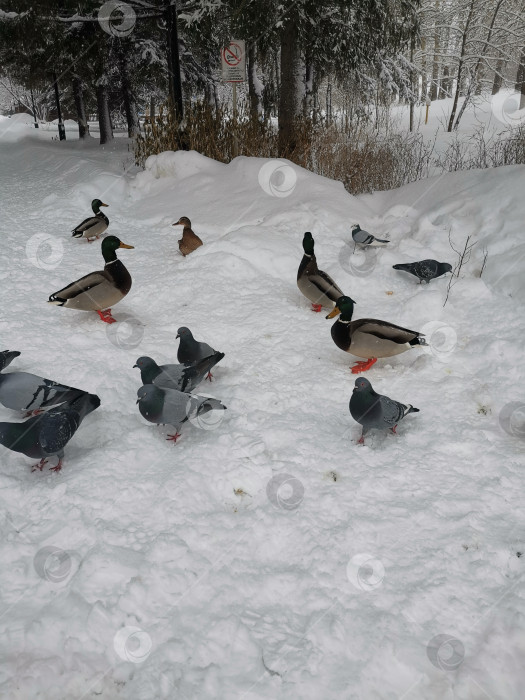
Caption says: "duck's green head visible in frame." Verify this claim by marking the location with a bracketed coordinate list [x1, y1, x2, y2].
[101, 235, 134, 262]
[326, 295, 356, 321]
[92, 199, 108, 213]
[302, 231, 315, 255]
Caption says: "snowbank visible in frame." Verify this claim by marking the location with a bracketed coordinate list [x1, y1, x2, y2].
[0, 139, 524, 699]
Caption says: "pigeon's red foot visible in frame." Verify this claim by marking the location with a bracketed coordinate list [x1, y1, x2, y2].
[206, 372, 213, 382]
[390, 425, 398, 435]
[25, 409, 44, 418]
[31, 458, 47, 472]
[311, 303, 323, 313]
[96, 309, 116, 324]
[167, 432, 181, 443]
[351, 358, 377, 374]
[49, 459, 63, 473]
[357, 435, 365, 445]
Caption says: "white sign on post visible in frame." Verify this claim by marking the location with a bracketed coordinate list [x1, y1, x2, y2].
[221, 40, 246, 83]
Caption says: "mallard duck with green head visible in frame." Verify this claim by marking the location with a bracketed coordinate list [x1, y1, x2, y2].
[48, 235, 134, 324]
[326, 296, 427, 373]
[72, 199, 109, 242]
[297, 232, 344, 312]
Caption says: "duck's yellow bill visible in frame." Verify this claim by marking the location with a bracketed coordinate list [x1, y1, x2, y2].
[119, 242, 134, 249]
[326, 307, 340, 319]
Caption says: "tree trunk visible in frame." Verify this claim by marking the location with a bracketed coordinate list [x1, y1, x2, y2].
[247, 43, 263, 122]
[453, 0, 504, 129]
[72, 77, 88, 138]
[421, 37, 428, 97]
[430, 1, 440, 101]
[440, 66, 450, 98]
[516, 48, 525, 108]
[278, 13, 304, 158]
[409, 36, 415, 132]
[150, 95, 155, 124]
[304, 56, 314, 117]
[118, 41, 140, 138]
[492, 58, 504, 94]
[166, 3, 183, 120]
[96, 79, 113, 145]
[447, 0, 475, 131]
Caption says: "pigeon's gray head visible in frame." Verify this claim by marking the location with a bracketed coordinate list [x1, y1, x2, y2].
[176, 327, 192, 340]
[137, 385, 150, 403]
[351, 224, 360, 231]
[133, 356, 156, 370]
[441, 263, 453, 273]
[136, 384, 163, 403]
[353, 377, 373, 394]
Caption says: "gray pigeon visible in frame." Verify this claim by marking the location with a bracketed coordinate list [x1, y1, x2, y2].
[134, 352, 225, 393]
[0, 369, 87, 413]
[351, 224, 389, 248]
[0, 350, 21, 372]
[0, 392, 100, 471]
[137, 384, 226, 442]
[349, 377, 419, 444]
[393, 260, 453, 284]
[176, 327, 223, 379]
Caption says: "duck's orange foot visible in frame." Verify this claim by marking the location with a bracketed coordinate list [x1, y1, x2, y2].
[31, 458, 47, 472]
[49, 459, 63, 473]
[311, 303, 323, 312]
[97, 309, 116, 324]
[351, 358, 377, 374]
[167, 432, 181, 443]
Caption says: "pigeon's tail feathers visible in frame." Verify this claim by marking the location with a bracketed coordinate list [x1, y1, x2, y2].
[372, 237, 390, 245]
[404, 404, 420, 416]
[202, 398, 226, 412]
[0, 351, 21, 372]
[66, 392, 101, 420]
[392, 263, 410, 271]
[48, 294, 66, 306]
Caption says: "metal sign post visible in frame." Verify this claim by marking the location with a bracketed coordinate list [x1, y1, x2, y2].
[221, 40, 245, 158]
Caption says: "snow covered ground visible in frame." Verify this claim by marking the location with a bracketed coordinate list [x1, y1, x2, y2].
[0, 126, 524, 699]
